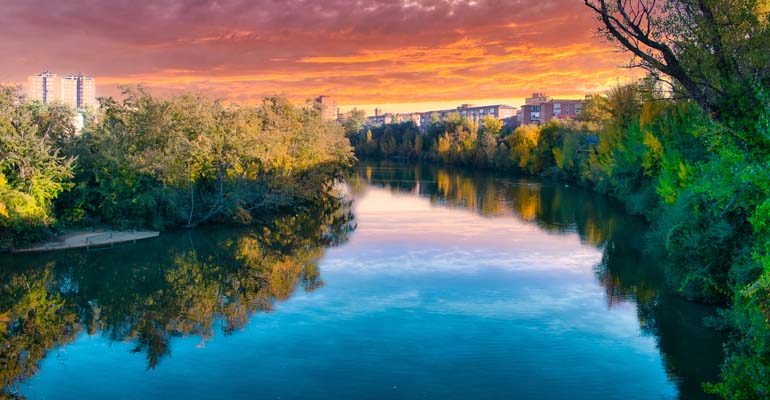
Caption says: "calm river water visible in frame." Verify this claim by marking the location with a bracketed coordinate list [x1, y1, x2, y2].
[2, 162, 724, 399]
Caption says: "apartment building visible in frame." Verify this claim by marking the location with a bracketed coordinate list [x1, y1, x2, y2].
[27, 71, 58, 104]
[419, 104, 517, 126]
[365, 109, 422, 127]
[315, 95, 338, 121]
[520, 93, 583, 125]
[73, 74, 97, 109]
[27, 71, 97, 110]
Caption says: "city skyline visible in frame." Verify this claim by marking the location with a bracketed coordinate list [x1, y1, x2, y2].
[2, 1, 638, 112]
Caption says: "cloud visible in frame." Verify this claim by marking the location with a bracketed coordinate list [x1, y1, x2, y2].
[0, 0, 636, 109]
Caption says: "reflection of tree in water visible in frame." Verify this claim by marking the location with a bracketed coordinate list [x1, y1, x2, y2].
[358, 161, 625, 245]
[0, 195, 354, 396]
[358, 161, 725, 400]
[0, 267, 79, 399]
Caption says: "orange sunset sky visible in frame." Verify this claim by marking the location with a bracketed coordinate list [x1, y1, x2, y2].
[1, 0, 639, 113]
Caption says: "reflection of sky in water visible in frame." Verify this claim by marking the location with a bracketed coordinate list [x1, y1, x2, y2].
[22, 186, 677, 400]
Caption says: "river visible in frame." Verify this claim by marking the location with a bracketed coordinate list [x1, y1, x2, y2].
[1, 162, 724, 399]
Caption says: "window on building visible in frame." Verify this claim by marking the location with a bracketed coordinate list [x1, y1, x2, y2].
[553, 103, 561, 116]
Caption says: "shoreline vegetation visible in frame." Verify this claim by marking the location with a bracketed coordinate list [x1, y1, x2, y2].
[0, 86, 355, 251]
[342, 0, 770, 396]
[1, 1, 768, 398]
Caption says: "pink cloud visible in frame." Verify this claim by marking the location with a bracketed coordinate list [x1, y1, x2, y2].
[0, 0, 636, 107]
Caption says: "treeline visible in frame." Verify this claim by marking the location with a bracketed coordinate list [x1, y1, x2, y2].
[348, 112, 516, 167]
[347, 2, 770, 395]
[350, 85, 740, 301]
[0, 86, 354, 248]
[351, 80, 769, 398]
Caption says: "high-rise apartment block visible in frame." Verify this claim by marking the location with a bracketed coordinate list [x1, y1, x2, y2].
[27, 71, 97, 110]
[27, 71, 59, 104]
[59, 76, 78, 108]
[68, 74, 97, 109]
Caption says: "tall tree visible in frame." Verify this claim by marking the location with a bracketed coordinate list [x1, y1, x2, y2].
[0, 87, 75, 243]
[584, 0, 770, 145]
[342, 108, 367, 138]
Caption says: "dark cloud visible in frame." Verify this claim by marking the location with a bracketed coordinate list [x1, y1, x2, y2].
[0, 0, 634, 108]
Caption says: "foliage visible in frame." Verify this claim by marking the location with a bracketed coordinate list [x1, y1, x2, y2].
[0, 87, 75, 247]
[349, 112, 516, 169]
[584, 0, 770, 147]
[0, 86, 354, 239]
[355, 75, 769, 396]
[579, 1, 770, 396]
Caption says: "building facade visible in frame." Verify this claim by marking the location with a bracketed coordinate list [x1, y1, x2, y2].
[419, 104, 517, 126]
[75, 74, 97, 109]
[365, 111, 424, 127]
[27, 71, 58, 104]
[59, 76, 78, 108]
[315, 95, 338, 121]
[27, 71, 97, 110]
[520, 93, 583, 125]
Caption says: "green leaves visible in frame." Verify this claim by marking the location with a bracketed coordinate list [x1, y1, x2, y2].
[61, 89, 353, 229]
[0, 87, 76, 245]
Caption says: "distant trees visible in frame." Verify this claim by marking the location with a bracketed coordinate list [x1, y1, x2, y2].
[349, 112, 517, 168]
[476, 116, 502, 165]
[342, 108, 367, 138]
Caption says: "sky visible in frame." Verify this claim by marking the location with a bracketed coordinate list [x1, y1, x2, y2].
[0, 0, 638, 113]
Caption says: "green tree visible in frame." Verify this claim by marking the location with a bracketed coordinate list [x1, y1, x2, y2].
[342, 108, 367, 138]
[584, 0, 770, 147]
[0, 87, 75, 246]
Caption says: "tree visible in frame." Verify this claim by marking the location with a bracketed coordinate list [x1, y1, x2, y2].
[380, 129, 397, 156]
[342, 108, 367, 138]
[478, 116, 503, 165]
[60, 88, 352, 230]
[509, 125, 541, 173]
[0, 87, 75, 244]
[584, 0, 770, 145]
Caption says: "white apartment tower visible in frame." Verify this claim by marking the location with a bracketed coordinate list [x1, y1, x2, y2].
[60, 76, 78, 108]
[27, 71, 59, 104]
[27, 71, 97, 110]
[63, 74, 97, 110]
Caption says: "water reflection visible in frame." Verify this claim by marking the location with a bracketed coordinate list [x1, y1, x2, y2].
[0, 162, 725, 399]
[0, 195, 354, 395]
[351, 161, 724, 399]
